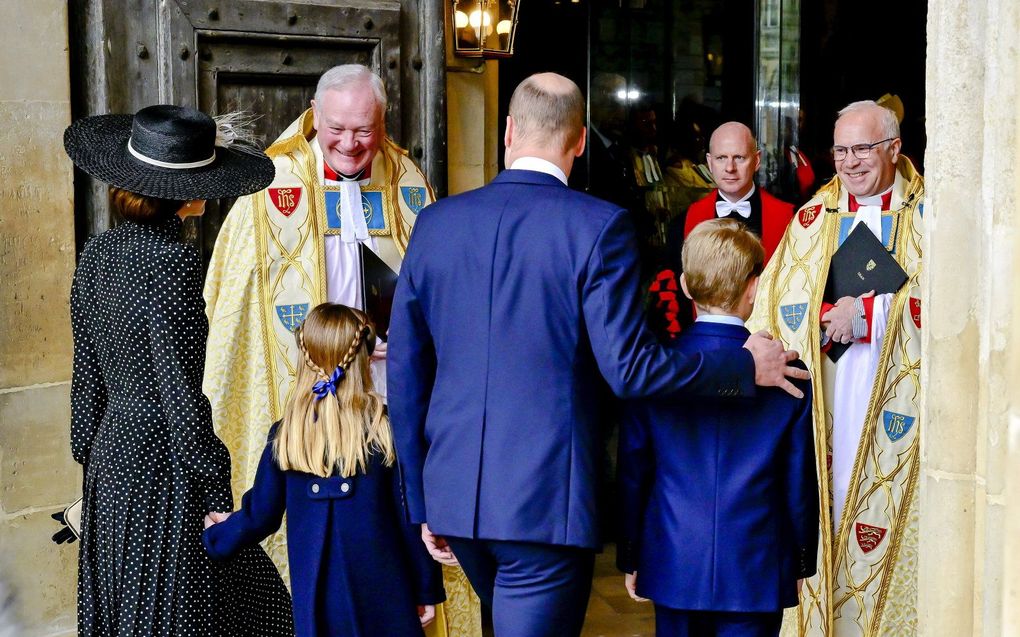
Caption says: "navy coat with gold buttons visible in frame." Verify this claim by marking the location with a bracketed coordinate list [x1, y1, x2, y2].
[203, 423, 444, 636]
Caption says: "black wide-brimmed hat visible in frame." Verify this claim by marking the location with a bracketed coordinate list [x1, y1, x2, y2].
[63, 104, 275, 200]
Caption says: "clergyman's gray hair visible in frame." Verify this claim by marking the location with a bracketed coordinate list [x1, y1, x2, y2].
[837, 100, 900, 139]
[314, 64, 388, 114]
[508, 74, 585, 152]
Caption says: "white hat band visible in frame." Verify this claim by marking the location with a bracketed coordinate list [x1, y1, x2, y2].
[127, 138, 216, 169]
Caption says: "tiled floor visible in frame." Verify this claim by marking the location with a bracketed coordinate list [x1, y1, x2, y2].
[580, 544, 655, 637]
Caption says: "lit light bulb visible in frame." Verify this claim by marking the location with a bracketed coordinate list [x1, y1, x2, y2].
[468, 9, 492, 28]
[455, 10, 469, 28]
[616, 89, 628, 101]
[496, 19, 512, 34]
[627, 89, 640, 100]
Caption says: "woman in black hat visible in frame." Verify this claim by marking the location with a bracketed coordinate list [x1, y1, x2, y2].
[63, 105, 292, 636]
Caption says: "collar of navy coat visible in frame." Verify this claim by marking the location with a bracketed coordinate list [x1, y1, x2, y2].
[492, 168, 568, 188]
[683, 320, 752, 341]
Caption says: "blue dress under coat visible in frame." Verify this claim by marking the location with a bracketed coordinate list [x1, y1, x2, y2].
[203, 424, 445, 637]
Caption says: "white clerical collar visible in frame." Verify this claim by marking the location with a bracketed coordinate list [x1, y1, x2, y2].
[695, 314, 746, 327]
[718, 184, 756, 205]
[855, 185, 893, 207]
[510, 157, 569, 185]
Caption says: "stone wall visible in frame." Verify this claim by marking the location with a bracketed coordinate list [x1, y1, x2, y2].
[446, 58, 499, 195]
[920, 1, 1020, 635]
[0, 1, 78, 635]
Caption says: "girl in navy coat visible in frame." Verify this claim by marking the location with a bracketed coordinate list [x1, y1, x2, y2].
[203, 303, 445, 636]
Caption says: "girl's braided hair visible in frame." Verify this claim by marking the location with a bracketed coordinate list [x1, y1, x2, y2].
[275, 303, 392, 478]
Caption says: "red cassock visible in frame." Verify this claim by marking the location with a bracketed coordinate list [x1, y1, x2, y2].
[683, 188, 794, 263]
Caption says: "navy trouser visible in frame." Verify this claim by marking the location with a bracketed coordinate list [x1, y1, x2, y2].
[445, 537, 595, 637]
[654, 605, 783, 637]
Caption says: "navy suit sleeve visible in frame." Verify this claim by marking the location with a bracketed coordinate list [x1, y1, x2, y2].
[388, 258, 436, 524]
[582, 210, 756, 400]
[616, 401, 654, 574]
[203, 429, 287, 561]
[782, 373, 819, 579]
[390, 464, 446, 605]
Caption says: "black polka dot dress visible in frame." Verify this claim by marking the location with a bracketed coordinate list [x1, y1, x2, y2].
[70, 215, 293, 636]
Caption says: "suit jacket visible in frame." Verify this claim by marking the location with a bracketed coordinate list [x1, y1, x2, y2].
[388, 169, 756, 550]
[617, 320, 818, 612]
[684, 188, 795, 263]
[203, 424, 444, 637]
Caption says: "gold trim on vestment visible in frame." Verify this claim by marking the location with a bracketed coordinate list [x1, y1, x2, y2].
[253, 187, 282, 421]
[830, 177, 923, 633]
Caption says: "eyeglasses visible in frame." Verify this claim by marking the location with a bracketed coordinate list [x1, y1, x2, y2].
[831, 137, 897, 161]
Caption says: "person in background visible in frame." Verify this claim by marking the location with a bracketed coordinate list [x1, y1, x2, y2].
[650, 122, 794, 340]
[749, 100, 924, 636]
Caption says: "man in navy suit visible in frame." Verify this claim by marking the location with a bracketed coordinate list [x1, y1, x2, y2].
[618, 219, 818, 637]
[388, 73, 810, 637]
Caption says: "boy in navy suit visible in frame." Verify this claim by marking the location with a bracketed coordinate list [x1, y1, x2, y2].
[618, 218, 819, 637]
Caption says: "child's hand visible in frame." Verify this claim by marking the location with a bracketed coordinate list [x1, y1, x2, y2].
[204, 511, 232, 529]
[421, 524, 459, 566]
[624, 572, 648, 602]
[418, 605, 436, 628]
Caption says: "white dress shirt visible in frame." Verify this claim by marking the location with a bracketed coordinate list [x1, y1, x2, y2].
[510, 156, 569, 186]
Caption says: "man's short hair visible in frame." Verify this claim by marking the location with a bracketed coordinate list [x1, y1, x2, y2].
[682, 219, 765, 311]
[508, 74, 585, 152]
[837, 100, 900, 139]
[315, 64, 388, 114]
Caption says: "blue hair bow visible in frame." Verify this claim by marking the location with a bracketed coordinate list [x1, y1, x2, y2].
[312, 366, 346, 401]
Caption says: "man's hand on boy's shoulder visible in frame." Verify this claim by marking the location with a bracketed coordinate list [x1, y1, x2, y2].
[744, 330, 811, 399]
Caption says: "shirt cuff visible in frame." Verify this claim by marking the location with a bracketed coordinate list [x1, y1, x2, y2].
[852, 297, 868, 340]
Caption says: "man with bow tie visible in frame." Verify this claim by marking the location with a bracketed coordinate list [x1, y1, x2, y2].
[683, 121, 794, 262]
[748, 101, 924, 636]
[648, 122, 794, 340]
[201, 64, 480, 635]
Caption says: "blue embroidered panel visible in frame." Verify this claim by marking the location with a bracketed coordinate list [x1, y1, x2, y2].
[324, 190, 387, 230]
[276, 303, 309, 332]
[780, 303, 809, 332]
[837, 215, 894, 250]
[882, 410, 915, 442]
[401, 186, 427, 214]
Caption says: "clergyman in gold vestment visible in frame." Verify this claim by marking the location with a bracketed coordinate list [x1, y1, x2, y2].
[202, 64, 481, 636]
[749, 101, 924, 636]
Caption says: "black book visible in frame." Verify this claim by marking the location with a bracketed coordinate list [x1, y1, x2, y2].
[825, 223, 908, 362]
[359, 244, 399, 341]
